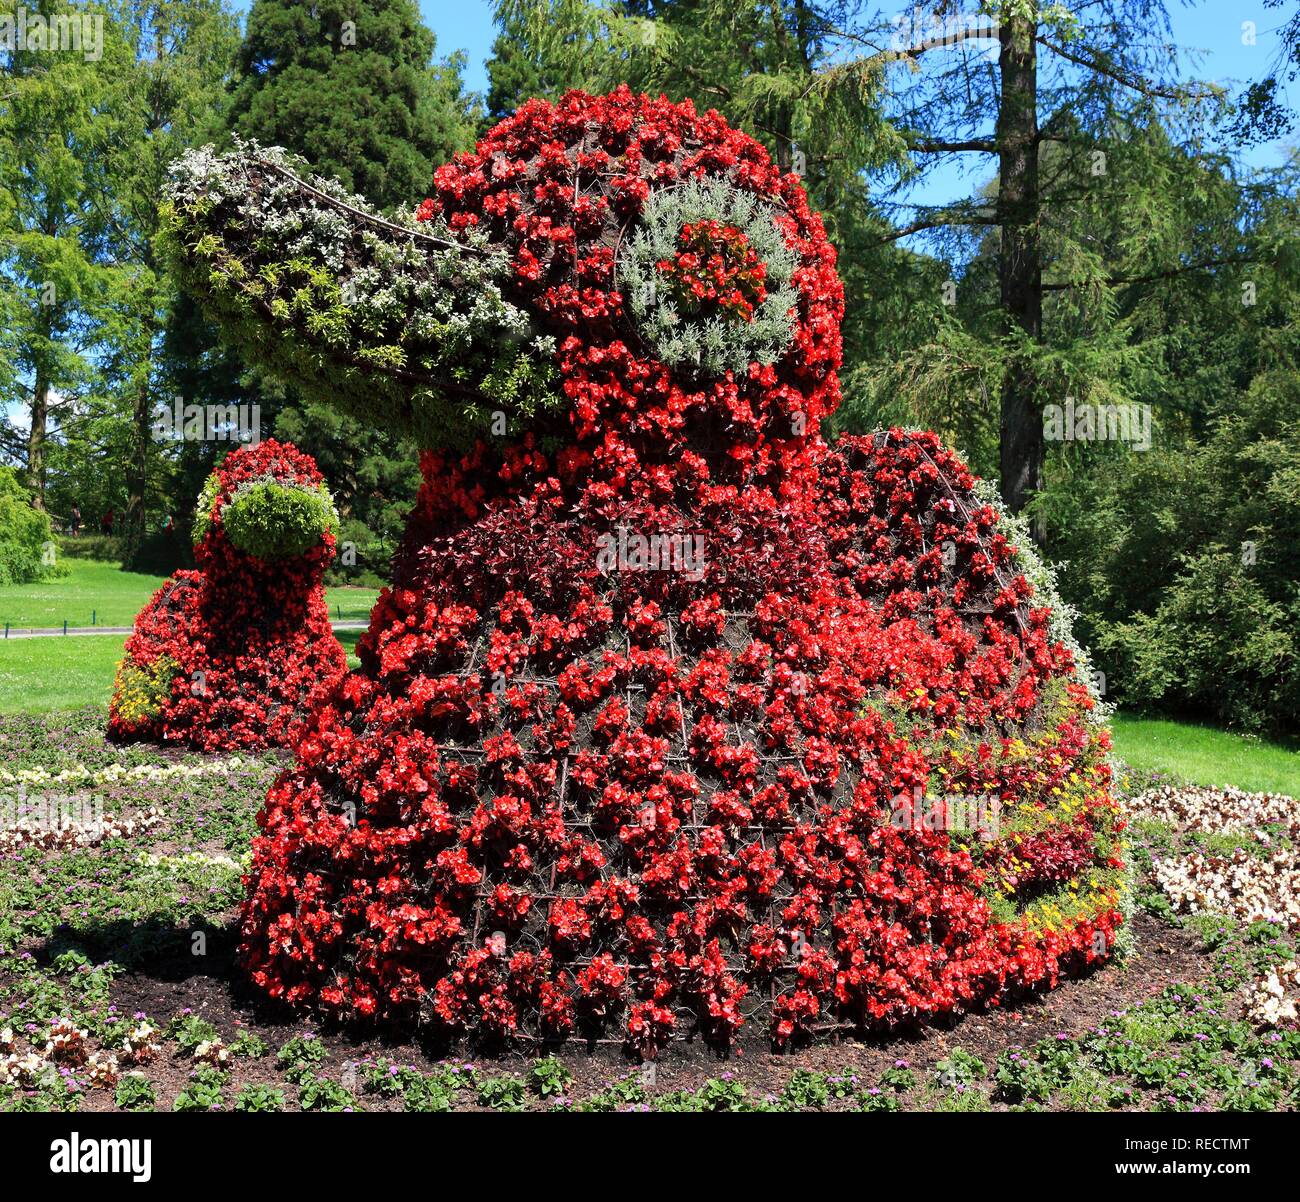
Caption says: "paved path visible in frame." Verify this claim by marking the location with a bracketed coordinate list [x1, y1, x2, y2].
[1, 620, 370, 640]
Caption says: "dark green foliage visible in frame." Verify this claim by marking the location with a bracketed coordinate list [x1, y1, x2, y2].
[56, 535, 125, 563]
[1047, 372, 1300, 732]
[166, 0, 488, 576]
[173, 1066, 227, 1111]
[274, 402, 416, 586]
[226, 0, 477, 216]
[0, 467, 58, 585]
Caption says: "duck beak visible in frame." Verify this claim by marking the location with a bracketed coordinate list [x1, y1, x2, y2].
[164, 141, 559, 448]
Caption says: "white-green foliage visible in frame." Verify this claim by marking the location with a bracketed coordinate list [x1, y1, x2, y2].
[165, 142, 558, 446]
[619, 177, 798, 377]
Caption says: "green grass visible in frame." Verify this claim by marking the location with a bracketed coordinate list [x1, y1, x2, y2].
[1111, 712, 1300, 796]
[0, 559, 379, 628]
[3, 634, 1296, 798]
[0, 560, 169, 628]
[0, 630, 363, 714]
[0, 636, 131, 712]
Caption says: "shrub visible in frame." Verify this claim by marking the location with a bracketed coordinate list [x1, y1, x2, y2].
[297, 1075, 357, 1112]
[781, 1068, 831, 1110]
[0, 467, 57, 585]
[276, 1033, 327, 1083]
[196, 477, 338, 560]
[400, 1074, 453, 1113]
[1045, 371, 1300, 733]
[57, 534, 123, 562]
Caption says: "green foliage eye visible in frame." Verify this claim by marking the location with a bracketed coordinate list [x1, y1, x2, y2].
[618, 177, 800, 377]
[218, 481, 339, 560]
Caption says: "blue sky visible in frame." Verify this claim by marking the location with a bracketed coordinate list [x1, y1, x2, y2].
[226, 2, 1297, 191]
[213, 2, 1298, 160]
[415, 1, 1299, 243]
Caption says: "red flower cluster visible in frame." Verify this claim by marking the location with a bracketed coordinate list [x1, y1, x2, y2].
[238, 91, 1121, 1054]
[657, 220, 768, 323]
[108, 440, 347, 752]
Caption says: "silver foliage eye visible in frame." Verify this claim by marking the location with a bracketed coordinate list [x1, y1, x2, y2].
[618, 177, 799, 378]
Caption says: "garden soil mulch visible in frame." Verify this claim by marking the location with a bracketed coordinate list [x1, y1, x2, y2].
[80, 909, 1208, 1111]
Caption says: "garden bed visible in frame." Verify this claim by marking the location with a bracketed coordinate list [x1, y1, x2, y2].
[3, 709, 1298, 1111]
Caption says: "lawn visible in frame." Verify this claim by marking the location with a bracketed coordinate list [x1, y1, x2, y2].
[0, 630, 363, 714]
[0, 558, 379, 629]
[1111, 712, 1300, 796]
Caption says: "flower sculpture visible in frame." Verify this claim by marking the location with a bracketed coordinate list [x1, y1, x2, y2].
[109, 440, 347, 752]
[166, 88, 1124, 1053]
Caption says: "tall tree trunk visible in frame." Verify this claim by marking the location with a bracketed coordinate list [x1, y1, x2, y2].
[995, 14, 1043, 522]
[27, 367, 49, 511]
[122, 346, 154, 568]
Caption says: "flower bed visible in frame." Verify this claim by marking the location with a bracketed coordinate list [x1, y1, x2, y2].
[1126, 782, 1300, 1027]
[1126, 784, 1300, 932]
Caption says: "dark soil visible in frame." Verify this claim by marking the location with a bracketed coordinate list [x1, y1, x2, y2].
[82, 909, 1209, 1111]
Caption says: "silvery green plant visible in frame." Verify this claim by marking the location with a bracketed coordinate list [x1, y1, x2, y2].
[165, 141, 558, 446]
[618, 177, 798, 377]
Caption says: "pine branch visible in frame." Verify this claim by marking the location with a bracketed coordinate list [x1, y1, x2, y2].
[907, 138, 996, 153]
[892, 21, 1002, 60]
[867, 210, 998, 245]
[1041, 256, 1256, 291]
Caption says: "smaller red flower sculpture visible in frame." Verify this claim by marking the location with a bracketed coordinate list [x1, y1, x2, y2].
[108, 439, 347, 752]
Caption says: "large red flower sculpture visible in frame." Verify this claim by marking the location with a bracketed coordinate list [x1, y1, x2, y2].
[108, 440, 347, 752]
[168, 89, 1123, 1053]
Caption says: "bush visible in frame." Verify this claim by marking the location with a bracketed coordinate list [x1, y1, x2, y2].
[1044, 371, 1300, 733]
[57, 534, 124, 562]
[0, 467, 58, 585]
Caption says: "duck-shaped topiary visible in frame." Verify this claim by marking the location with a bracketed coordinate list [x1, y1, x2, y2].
[165, 89, 1123, 1053]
